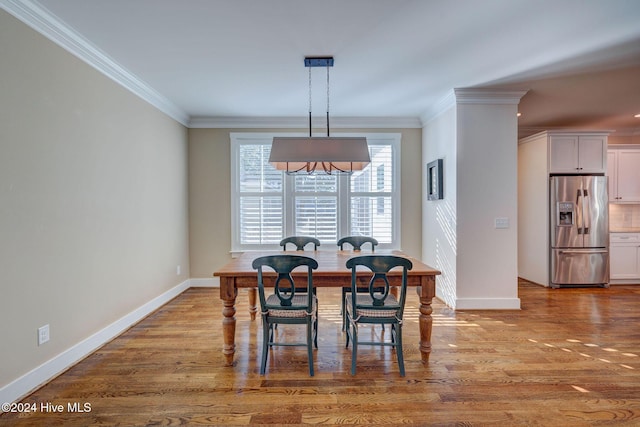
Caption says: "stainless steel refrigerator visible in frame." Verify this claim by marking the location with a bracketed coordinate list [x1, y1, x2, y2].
[550, 175, 609, 288]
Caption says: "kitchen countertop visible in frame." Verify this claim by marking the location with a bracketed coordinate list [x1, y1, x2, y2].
[610, 228, 640, 233]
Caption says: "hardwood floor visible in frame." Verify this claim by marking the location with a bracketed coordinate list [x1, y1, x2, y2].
[3, 281, 640, 426]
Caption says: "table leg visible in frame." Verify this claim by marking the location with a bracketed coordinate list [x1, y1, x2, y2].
[417, 275, 436, 364]
[248, 287, 257, 320]
[220, 277, 238, 366]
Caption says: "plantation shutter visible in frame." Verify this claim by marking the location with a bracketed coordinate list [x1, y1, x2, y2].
[350, 145, 393, 243]
[293, 174, 338, 242]
[238, 144, 283, 244]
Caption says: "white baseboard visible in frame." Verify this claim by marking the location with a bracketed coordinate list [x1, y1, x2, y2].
[0, 279, 191, 407]
[455, 297, 521, 310]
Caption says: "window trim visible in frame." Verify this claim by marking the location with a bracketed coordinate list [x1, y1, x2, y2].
[230, 132, 401, 252]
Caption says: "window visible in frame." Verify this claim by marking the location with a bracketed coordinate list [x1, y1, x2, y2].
[231, 133, 401, 251]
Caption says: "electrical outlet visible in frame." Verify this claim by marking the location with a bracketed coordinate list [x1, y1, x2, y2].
[38, 324, 50, 345]
[176, 265, 181, 275]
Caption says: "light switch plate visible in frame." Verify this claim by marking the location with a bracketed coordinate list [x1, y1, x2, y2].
[495, 217, 510, 229]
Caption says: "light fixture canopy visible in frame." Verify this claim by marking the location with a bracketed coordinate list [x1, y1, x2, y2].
[269, 56, 370, 174]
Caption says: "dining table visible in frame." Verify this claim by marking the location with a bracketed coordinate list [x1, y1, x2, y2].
[213, 249, 441, 367]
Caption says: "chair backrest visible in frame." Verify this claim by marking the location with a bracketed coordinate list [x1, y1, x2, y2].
[280, 236, 321, 251]
[345, 255, 412, 316]
[337, 236, 378, 252]
[252, 255, 318, 310]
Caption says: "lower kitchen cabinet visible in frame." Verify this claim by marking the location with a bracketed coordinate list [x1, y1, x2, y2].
[610, 233, 640, 282]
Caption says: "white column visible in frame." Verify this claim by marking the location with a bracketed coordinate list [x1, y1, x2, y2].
[454, 89, 526, 309]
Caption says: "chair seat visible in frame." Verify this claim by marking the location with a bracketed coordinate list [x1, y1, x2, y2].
[265, 294, 317, 318]
[345, 294, 400, 318]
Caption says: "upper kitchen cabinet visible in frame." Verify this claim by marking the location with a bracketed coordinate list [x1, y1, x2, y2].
[548, 134, 608, 173]
[608, 145, 640, 203]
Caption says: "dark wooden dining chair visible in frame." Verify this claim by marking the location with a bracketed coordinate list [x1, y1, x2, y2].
[280, 236, 321, 251]
[278, 235, 320, 307]
[337, 236, 378, 252]
[344, 255, 412, 376]
[247, 236, 320, 311]
[252, 255, 319, 376]
[337, 236, 379, 330]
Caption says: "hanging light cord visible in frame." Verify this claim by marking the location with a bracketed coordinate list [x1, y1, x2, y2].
[308, 66, 312, 138]
[326, 65, 330, 137]
[272, 57, 369, 176]
[307, 63, 332, 138]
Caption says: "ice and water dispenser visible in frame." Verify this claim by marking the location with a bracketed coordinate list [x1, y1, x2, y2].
[557, 202, 574, 226]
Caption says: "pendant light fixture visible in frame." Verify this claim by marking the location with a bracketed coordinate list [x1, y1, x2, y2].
[269, 57, 370, 175]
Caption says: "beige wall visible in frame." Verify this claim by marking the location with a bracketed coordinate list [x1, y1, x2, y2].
[0, 10, 189, 388]
[188, 128, 233, 278]
[188, 128, 423, 278]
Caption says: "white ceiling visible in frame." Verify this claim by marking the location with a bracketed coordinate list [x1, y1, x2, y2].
[6, 0, 640, 137]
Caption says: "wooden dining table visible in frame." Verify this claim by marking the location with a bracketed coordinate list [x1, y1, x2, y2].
[213, 250, 441, 367]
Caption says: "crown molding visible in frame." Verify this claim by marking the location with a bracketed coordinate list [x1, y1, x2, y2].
[422, 89, 528, 127]
[420, 90, 456, 125]
[189, 116, 422, 129]
[189, 116, 305, 129]
[0, 0, 190, 126]
[453, 88, 529, 104]
[518, 126, 623, 141]
[519, 126, 618, 134]
[611, 128, 640, 137]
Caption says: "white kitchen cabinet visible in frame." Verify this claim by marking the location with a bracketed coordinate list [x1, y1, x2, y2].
[608, 147, 640, 203]
[610, 234, 640, 282]
[549, 134, 607, 174]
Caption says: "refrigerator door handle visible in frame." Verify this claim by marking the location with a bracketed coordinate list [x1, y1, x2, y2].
[583, 190, 590, 235]
[559, 249, 608, 254]
[576, 189, 583, 235]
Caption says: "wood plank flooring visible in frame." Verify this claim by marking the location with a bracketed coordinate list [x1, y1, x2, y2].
[2, 281, 640, 426]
